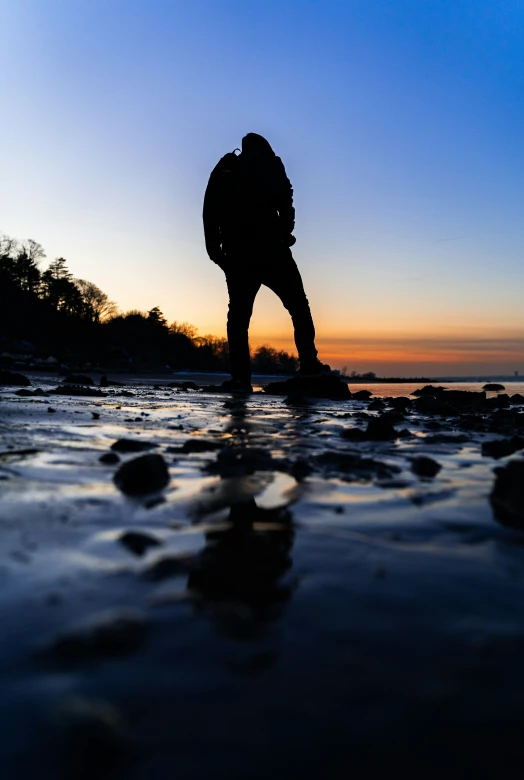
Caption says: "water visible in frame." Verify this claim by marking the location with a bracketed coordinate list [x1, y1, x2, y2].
[346, 381, 524, 398]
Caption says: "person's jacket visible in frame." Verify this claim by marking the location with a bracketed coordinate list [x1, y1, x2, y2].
[203, 151, 295, 262]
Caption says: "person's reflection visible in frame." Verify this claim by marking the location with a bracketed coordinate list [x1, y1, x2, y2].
[188, 498, 295, 640]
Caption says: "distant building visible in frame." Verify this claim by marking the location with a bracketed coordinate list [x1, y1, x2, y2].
[515, 370, 519, 378]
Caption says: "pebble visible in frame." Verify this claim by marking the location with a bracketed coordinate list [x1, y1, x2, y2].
[179, 439, 224, 453]
[352, 389, 373, 400]
[114, 453, 170, 494]
[46, 608, 146, 662]
[482, 437, 524, 460]
[490, 458, 524, 528]
[411, 456, 442, 478]
[62, 374, 94, 385]
[99, 452, 120, 464]
[119, 530, 162, 556]
[110, 438, 158, 453]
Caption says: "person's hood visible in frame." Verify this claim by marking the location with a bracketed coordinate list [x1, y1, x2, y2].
[241, 133, 275, 158]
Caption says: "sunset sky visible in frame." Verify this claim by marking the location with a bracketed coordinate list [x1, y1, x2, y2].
[1, 0, 523, 375]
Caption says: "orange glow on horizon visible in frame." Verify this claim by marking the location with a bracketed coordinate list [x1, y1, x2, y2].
[244, 330, 524, 375]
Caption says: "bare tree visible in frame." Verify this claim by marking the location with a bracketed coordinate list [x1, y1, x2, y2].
[169, 321, 198, 340]
[75, 278, 119, 322]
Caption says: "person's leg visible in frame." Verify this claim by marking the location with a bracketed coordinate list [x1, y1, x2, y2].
[225, 268, 261, 383]
[261, 247, 320, 370]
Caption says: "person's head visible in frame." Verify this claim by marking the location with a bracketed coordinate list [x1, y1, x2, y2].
[241, 132, 275, 161]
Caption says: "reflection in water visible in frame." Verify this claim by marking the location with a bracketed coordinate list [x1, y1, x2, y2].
[188, 499, 295, 639]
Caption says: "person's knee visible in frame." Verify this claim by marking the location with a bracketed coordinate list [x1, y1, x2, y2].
[227, 302, 253, 329]
[283, 292, 311, 319]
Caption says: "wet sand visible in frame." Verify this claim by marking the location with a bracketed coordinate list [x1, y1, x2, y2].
[1, 376, 524, 778]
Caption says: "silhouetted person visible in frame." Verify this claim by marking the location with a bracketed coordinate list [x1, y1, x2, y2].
[203, 132, 330, 392]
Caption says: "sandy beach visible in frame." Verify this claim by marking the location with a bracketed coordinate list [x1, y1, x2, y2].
[1, 375, 524, 778]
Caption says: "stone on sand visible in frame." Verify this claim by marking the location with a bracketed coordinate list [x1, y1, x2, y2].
[264, 374, 352, 400]
[63, 374, 94, 385]
[110, 438, 158, 453]
[99, 452, 120, 464]
[119, 530, 162, 556]
[46, 608, 146, 662]
[411, 456, 442, 478]
[114, 454, 170, 495]
[483, 383, 505, 391]
[51, 385, 107, 397]
[490, 459, 524, 529]
[0, 370, 31, 386]
[482, 437, 524, 460]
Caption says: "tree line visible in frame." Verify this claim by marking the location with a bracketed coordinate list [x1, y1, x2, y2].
[0, 234, 298, 374]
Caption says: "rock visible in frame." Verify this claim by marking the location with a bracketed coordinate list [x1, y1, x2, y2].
[481, 437, 524, 459]
[46, 609, 146, 662]
[51, 385, 107, 397]
[179, 439, 224, 453]
[0, 370, 30, 386]
[92, 412, 100, 419]
[14, 387, 48, 396]
[181, 381, 199, 391]
[411, 456, 442, 478]
[483, 383, 505, 391]
[342, 412, 405, 441]
[315, 451, 400, 481]
[352, 389, 373, 400]
[119, 530, 162, 556]
[490, 459, 524, 528]
[264, 375, 351, 400]
[368, 399, 386, 410]
[99, 375, 108, 387]
[62, 374, 94, 385]
[110, 438, 158, 453]
[443, 390, 486, 407]
[389, 396, 412, 411]
[99, 452, 120, 464]
[366, 414, 399, 440]
[285, 393, 309, 405]
[56, 697, 128, 777]
[47, 407, 56, 413]
[488, 409, 524, 434]
[424, 433, 470, 444]
[511, 394, 524, 405]
[114, 454, 170, 495]
[485, 394, 511, 409]
[458, 415, 487, 432]
[413, 395, 454, 415]
[412, 385, 448, 396]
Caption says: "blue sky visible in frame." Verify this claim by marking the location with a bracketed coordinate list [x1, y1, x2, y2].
[1, 0, 523, 373]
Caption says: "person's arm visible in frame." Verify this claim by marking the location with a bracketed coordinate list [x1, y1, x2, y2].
[274, 156, 296, 243]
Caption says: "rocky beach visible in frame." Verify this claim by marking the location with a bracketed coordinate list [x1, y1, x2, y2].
[1, 373, 524, 778]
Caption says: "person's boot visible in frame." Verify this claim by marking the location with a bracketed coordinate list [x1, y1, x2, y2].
[219, 378, 253, 395]
[299, 358, 332, 378]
